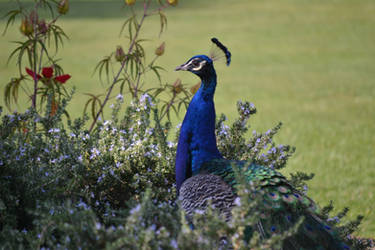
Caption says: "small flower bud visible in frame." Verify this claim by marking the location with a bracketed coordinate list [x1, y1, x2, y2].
[125, 0, 136, 6]
[172, 78, 182, 94]
[38, 20, 48, 34]
[20, 18, 33, 36]
[58, 0, 69, 15]
[115, 46, 126, 62]
[155, 42, 165, 56]
[167, 0, 178, 6]
[190, 82, 201, 94]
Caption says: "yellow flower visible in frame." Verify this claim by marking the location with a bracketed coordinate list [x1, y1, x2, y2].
[58, 0, 69, 15]
[20, 18, 33, 36]
[167, 0, 178, 6]
[125, 0, 136, 6]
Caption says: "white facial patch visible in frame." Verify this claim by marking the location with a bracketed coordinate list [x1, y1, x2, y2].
[189, 59, 206, 71]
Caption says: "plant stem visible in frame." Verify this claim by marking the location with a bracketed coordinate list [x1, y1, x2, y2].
[159, 92, 177, 121]
[31, 2, 40, 109]
[88, 0, 152, 133]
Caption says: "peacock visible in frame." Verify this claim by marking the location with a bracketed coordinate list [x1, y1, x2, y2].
[175, 38, 350, 249]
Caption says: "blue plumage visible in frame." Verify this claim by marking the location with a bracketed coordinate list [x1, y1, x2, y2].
[175, 38, 351, 249]
[175, 55, 221, 191]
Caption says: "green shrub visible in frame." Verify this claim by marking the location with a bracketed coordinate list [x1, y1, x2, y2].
[0, 95, 368, 249]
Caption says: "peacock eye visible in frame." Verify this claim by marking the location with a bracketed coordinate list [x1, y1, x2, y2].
[192, 60, 200, 67]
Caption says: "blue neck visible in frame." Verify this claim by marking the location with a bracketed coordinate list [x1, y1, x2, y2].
[175, 67, 222, 191]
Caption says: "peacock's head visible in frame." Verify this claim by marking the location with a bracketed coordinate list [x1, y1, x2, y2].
[175, 55, 214, 78]
[175, 38, 231, 80]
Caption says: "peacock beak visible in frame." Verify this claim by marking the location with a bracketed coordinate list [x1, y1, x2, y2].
[175, 63, 189, 71]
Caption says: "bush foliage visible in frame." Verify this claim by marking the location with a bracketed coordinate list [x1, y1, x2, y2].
[0, 96, 368, 249]
[0, 0, 370, 249]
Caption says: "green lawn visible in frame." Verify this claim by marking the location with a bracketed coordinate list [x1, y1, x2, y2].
[1, 0, 374, 237]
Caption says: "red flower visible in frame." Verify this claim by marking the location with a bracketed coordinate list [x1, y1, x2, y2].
[25, 67, 41, 81]
[42, 67, 54, 78]
[54, 74, 71, 84]
[26, 66, 71, 84]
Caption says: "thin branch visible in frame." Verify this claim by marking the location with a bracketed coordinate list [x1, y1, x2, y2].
[31, 2, 40, 108]
[159, 91, 176, 121]
[88, 0, 152, 133]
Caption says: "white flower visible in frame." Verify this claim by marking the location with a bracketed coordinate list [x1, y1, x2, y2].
[194, 209, 204, 215]
[48, 128, 60, 133]
[76, 199, 89, 209]
[130, 204, 141, 214]
[90, 148, 100, 159]
[97, 173, 106, 183]
[170, 239, 178, 249]
[140, 93, 154, 107]
[234, 197, 241, 206]
[116, 94, 124, 101]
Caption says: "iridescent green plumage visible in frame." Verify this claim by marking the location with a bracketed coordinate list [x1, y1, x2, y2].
[193, 159, 348, 249]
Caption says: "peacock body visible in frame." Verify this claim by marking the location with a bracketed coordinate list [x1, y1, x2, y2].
[175, 39, 350, 249]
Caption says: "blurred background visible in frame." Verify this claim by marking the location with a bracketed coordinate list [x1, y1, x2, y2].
[1, 0, 374, 237]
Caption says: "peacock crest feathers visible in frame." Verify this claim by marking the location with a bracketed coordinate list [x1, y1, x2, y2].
[209, 37, 231, 66]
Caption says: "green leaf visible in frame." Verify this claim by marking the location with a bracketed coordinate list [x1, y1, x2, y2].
[2, 9, 21, 35]
[158, 11, 168, 37]
[150, 65, 165, 83]
[93, 56, 112, 84]
[83, 93, 104, 119]
[4, 77, 23, 109]
[48, 24, 69, 52]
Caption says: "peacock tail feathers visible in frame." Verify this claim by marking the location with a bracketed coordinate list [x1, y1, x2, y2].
[196, 159, 350, 249]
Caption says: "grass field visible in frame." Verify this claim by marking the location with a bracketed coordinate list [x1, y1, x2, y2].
[1, 0, 374, 237]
